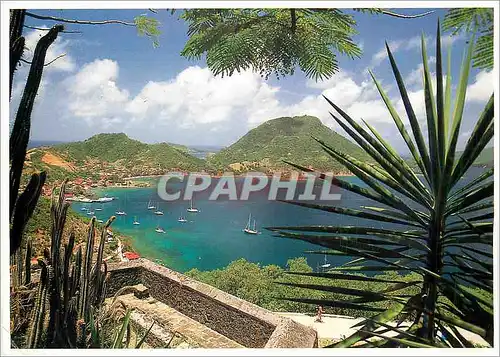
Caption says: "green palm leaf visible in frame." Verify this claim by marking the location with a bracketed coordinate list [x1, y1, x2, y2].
[270, 20, 493, 348]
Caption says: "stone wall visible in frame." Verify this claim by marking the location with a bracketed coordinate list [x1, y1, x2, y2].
[106, 259, 317, 348]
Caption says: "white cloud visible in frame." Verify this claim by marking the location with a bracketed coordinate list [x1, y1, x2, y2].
[126, 66, 274, 129]
[65, 59, 129, 126]
[466, 71, 494, 103]
[23, 27, 76, 72]
[371, 33, 462, 69]
[370, 40, 402, 67]
[405, 56, 436, 88]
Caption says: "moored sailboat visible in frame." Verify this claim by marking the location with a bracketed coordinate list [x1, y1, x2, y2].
[187, 198, 199, 213]
[154, 203, 164, 215]
[243, 213, 258, 235]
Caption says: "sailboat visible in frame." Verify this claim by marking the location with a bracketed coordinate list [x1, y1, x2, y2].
[86, 205, 95, 215]
[178, 210, 188, 223]
[155, 219, 165, 233]
[133, 216, 140, 225]
[147, 199, 156, 210]
[243, 213, 258, 235]
[319, 255, 331, 271]
[187, 198, 199, 213]
[154, 203, 164, 215]
[115, 203, 126, 215]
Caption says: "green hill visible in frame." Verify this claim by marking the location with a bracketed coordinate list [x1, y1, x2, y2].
[474, 146, 494, 167]
[22, 133, 207, 184]
[406, 146, 494, 171]
[53, 133, 206, 172]
[207, 115, 372, 174]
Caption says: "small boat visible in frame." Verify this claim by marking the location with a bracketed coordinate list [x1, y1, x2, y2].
[87, 210, 95, 215]
[243, 213, 258, 235]
[187, 198, 199, 213]
[133, 216, 140, 225]
[97, 219, 104, 223]
[155, 226, 166, 234]
[80, 207, 88, 211]
[115, 211, 127, 216]
[154, 203, 164, 215]
[97, 196, 113, 202]
[95, 203, 103, 211]
[319, 255, 331, 271]
[147, 199, 156, 210]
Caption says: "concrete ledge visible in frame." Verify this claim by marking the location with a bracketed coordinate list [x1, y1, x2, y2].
[107, 259, 317, 348]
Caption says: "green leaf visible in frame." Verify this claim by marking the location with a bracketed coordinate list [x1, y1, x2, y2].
[315, 137, 431, 208]
[358, 330, 436, 348]
[277, 297, 386, 313]
[283, 160, 426, 226]
[443, 29, 476, 185]
[421, 32, 440, 187]
[450, 96, 494, 187]
[278, 200, 422, 227]
[385, 42, 432, 184]
[436, 21, 446, 170]
[333, 301, 406, 347]
[89, 307, 100, 347]
[448, 168, 493, 202]
[446, 181, 493, 215]
[443, 45, 452, 151]
[284, 271, 410, 284]
[135, 321, 154, 348]
[361, 118, 428, 194]
[435, 313, 487, 339]
[113, 309, 132, 348]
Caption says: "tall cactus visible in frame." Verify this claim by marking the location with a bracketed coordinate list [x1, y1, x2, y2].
[25, 181, 117, 348]
[24, 239, 32, 285]
[10, 21, 63, 256]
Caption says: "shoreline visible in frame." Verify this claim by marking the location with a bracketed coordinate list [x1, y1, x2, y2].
[122, 172, 355, 181]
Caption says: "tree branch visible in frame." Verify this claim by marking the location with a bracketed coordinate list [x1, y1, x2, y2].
[23, 25, 82, 33]
[20, 53, 67, 67]
[380, 10, 434, 19]
[25, 11, 136, 26]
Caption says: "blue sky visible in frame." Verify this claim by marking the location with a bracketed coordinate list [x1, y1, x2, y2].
[11, 8, 493, 152]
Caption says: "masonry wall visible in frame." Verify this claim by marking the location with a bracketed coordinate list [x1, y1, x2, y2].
[106, 259, 317, 348]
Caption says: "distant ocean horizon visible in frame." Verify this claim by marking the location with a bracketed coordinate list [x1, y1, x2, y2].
[27, 139, 67, 149]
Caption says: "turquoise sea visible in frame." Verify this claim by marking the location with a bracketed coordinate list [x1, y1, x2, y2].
[70, 168, 490, 273]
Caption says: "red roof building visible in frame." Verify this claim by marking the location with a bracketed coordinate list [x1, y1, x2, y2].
[123, 252, 140, 260]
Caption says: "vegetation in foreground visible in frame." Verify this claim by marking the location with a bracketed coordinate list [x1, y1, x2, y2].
[186, 258, 492, 321]
[270, 22, 494, 347]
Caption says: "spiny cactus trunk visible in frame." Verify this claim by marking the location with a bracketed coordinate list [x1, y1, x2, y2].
[9, 9, 25, 98]
[23, 181, 116, 348]
[9, 24, 63, 256]
[24, 239, 32, 285]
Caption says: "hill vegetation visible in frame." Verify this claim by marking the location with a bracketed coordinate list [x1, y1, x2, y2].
[473, 146, 494, 167]
[186, 258, 492, 320]
[54, 133, 206, 172]
[208, 115, 372, 174]
[22, 133, 208, 184]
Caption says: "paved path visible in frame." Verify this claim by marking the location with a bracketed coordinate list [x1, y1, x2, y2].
[276, 312, 489, 346]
